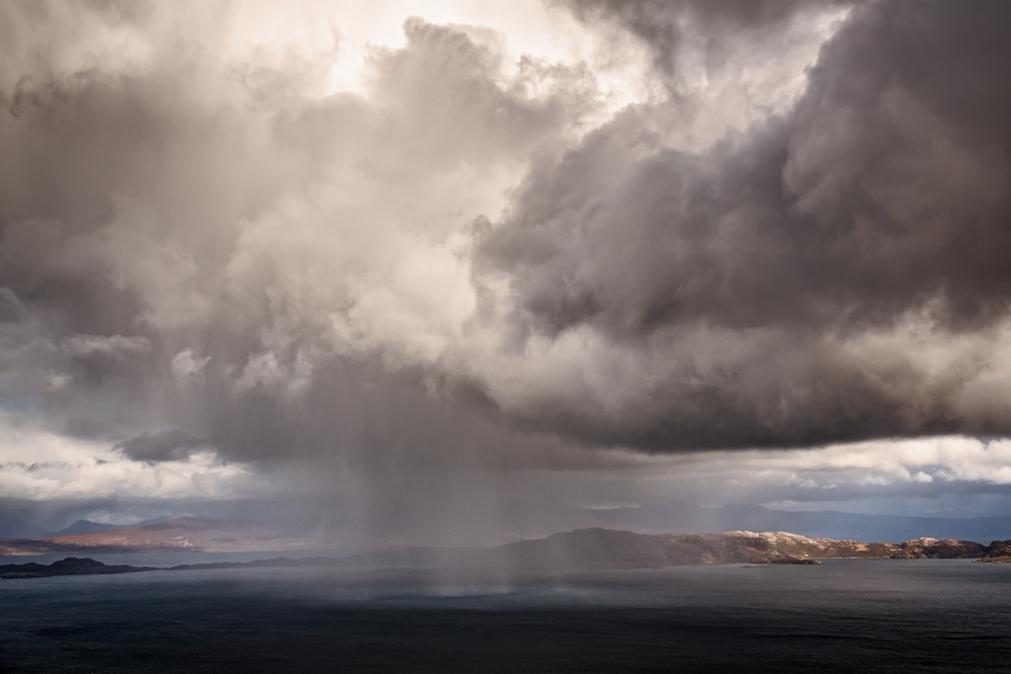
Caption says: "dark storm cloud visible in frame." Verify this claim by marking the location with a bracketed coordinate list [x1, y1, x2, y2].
[0, 287, 25, 322]
[487, 1, 1011, 336]
[475, 0, 1011, 450]
[113, 429, 210, 463]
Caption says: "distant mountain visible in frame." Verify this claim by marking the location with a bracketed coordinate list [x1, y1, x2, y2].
[0, 516, 307, 556]
[7, 506, 1011, 557]
[366, 529, 996, 571]
[5, 529, 1011, 579]
[565, 503, 1011, 543]
[697, 505, 1011, 543]
[0, 557, 155, 579]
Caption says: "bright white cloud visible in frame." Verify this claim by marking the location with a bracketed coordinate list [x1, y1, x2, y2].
[0, 415, 266, 501]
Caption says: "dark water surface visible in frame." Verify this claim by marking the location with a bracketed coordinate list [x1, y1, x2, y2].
[2, 559, 1010, 672]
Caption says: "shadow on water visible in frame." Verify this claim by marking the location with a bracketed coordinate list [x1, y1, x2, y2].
[2, 560, 1011, 672]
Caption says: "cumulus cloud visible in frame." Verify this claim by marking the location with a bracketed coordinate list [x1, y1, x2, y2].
[473, 0, 1011, 450]
[0, 0, 591, 454]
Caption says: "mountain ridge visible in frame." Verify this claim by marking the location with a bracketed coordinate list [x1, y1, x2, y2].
[7, 506, 1011, 556]
[5, 528, 1011, 579]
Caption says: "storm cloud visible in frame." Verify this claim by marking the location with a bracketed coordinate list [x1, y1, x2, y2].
[475, 0, 1011, 450]
[0, 0, 586, 460]
[113, 429, 210, 463]
[1, 0, 1011, 542]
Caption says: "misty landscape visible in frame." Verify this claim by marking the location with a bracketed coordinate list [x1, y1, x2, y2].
[4, 0, 1011, 671]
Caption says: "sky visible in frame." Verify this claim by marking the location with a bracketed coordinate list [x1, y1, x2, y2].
[3, 0, 1011, 545]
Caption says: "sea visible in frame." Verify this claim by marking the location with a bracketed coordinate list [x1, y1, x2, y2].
[1, 555, 1010, 672]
